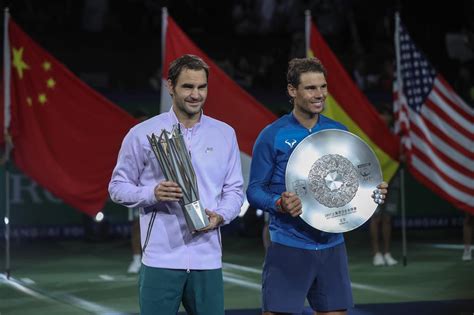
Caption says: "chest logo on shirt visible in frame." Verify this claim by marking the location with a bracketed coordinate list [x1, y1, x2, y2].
[285, 139, 297, 148]
[205, 147, 213, 153]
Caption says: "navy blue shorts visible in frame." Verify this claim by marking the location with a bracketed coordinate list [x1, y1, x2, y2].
[262, 242, 353, 313]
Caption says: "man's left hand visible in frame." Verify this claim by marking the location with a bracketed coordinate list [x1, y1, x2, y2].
[198, 209, 224, 233]
[372, 181, 388, 204]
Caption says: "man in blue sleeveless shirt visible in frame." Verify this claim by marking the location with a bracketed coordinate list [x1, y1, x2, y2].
[247, 57, 388, 315]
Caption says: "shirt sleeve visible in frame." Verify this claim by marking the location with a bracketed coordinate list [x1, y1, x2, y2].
[108, 129, 158, 208]
[246, 128, 281, 215]
[214, 129, 244, 225]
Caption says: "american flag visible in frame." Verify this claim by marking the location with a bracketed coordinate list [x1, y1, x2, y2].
[394, 15, 474, 213]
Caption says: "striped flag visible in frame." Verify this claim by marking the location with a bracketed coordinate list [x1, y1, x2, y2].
[160, 9, 276, 213]
[306, 17, 400, 183]
[394, 14, 474, 213]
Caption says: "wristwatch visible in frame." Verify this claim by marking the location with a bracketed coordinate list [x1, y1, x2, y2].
[275, 197, 283, 213]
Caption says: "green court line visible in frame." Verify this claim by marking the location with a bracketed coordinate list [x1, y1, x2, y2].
[1, 274, 123, 314]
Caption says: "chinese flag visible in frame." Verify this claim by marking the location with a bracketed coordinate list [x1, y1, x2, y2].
[5, 19, 137, 216]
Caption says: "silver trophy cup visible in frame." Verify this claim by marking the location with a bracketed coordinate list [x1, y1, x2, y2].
[147, 124, 209, 232]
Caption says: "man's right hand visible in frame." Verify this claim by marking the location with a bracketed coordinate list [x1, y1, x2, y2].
[154, 181, 183, 202]
[278, 192, 302, 217]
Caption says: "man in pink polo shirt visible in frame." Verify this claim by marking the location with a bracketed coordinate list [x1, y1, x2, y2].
[109, 54, 244, 315]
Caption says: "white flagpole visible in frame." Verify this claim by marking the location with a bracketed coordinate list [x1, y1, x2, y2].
[159, 7, 169, 114]
[304, 10, 311, 58]
[395, 12, 408, 267]
[3, 7, 12, 278]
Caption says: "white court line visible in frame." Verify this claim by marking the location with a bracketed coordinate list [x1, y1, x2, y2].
[88, 274, 136, 283]
[351, 282, 412, 298]
[222, 267, 261, 290]
[424, 243, 464, 250]
[1, 274, 121, 314]
[223, 262, 261, 274]
[1, 274, 54, 302]
[222, 270, 257, 282]
[99, 274, 115, 281]
[19, 277, 36, 285]
[223, 262, 410, 298]
[223, 275, 261, 290]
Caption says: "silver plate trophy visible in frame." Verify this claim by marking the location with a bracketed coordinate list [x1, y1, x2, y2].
[285, 129, 382, 233]
[147, 124, 209, 232]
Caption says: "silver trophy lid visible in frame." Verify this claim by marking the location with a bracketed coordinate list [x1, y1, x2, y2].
[285, 129, 382, 233]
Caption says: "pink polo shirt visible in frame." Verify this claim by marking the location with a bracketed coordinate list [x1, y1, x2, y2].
[109, 108, 244, 270]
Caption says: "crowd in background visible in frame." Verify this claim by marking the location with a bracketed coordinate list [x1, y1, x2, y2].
[4, 0, 474, 111]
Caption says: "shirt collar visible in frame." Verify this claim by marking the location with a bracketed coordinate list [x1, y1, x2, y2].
[167, 106, 204, 132]
[289, 111, 320, 130]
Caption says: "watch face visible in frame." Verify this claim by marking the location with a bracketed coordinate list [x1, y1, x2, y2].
[285, 129, 382, 233]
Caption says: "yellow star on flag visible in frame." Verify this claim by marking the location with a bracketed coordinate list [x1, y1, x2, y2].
[42, 61, 51, 71]
[47, 78, 56, 89]
[38, 93, 47, 105]
[12, 47, 30, 79]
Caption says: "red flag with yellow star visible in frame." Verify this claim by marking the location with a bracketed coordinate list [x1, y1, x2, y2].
[5, 19, 137, 216]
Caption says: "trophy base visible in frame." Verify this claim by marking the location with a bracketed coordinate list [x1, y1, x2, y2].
[183, 200, 210, 232]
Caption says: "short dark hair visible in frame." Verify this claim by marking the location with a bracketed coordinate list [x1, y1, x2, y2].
[287, 57, 327, 87]
[167, 54, 209, 87]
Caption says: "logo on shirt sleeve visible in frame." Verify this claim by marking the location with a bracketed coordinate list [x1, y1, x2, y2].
[284, 139, 297, 148]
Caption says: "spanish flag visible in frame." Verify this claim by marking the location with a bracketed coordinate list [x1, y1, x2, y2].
[306, 17, 400, 181]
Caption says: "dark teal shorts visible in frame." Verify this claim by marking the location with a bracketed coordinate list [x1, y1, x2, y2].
[139, 265, 224, 315]
[262, 242, 353, 313]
